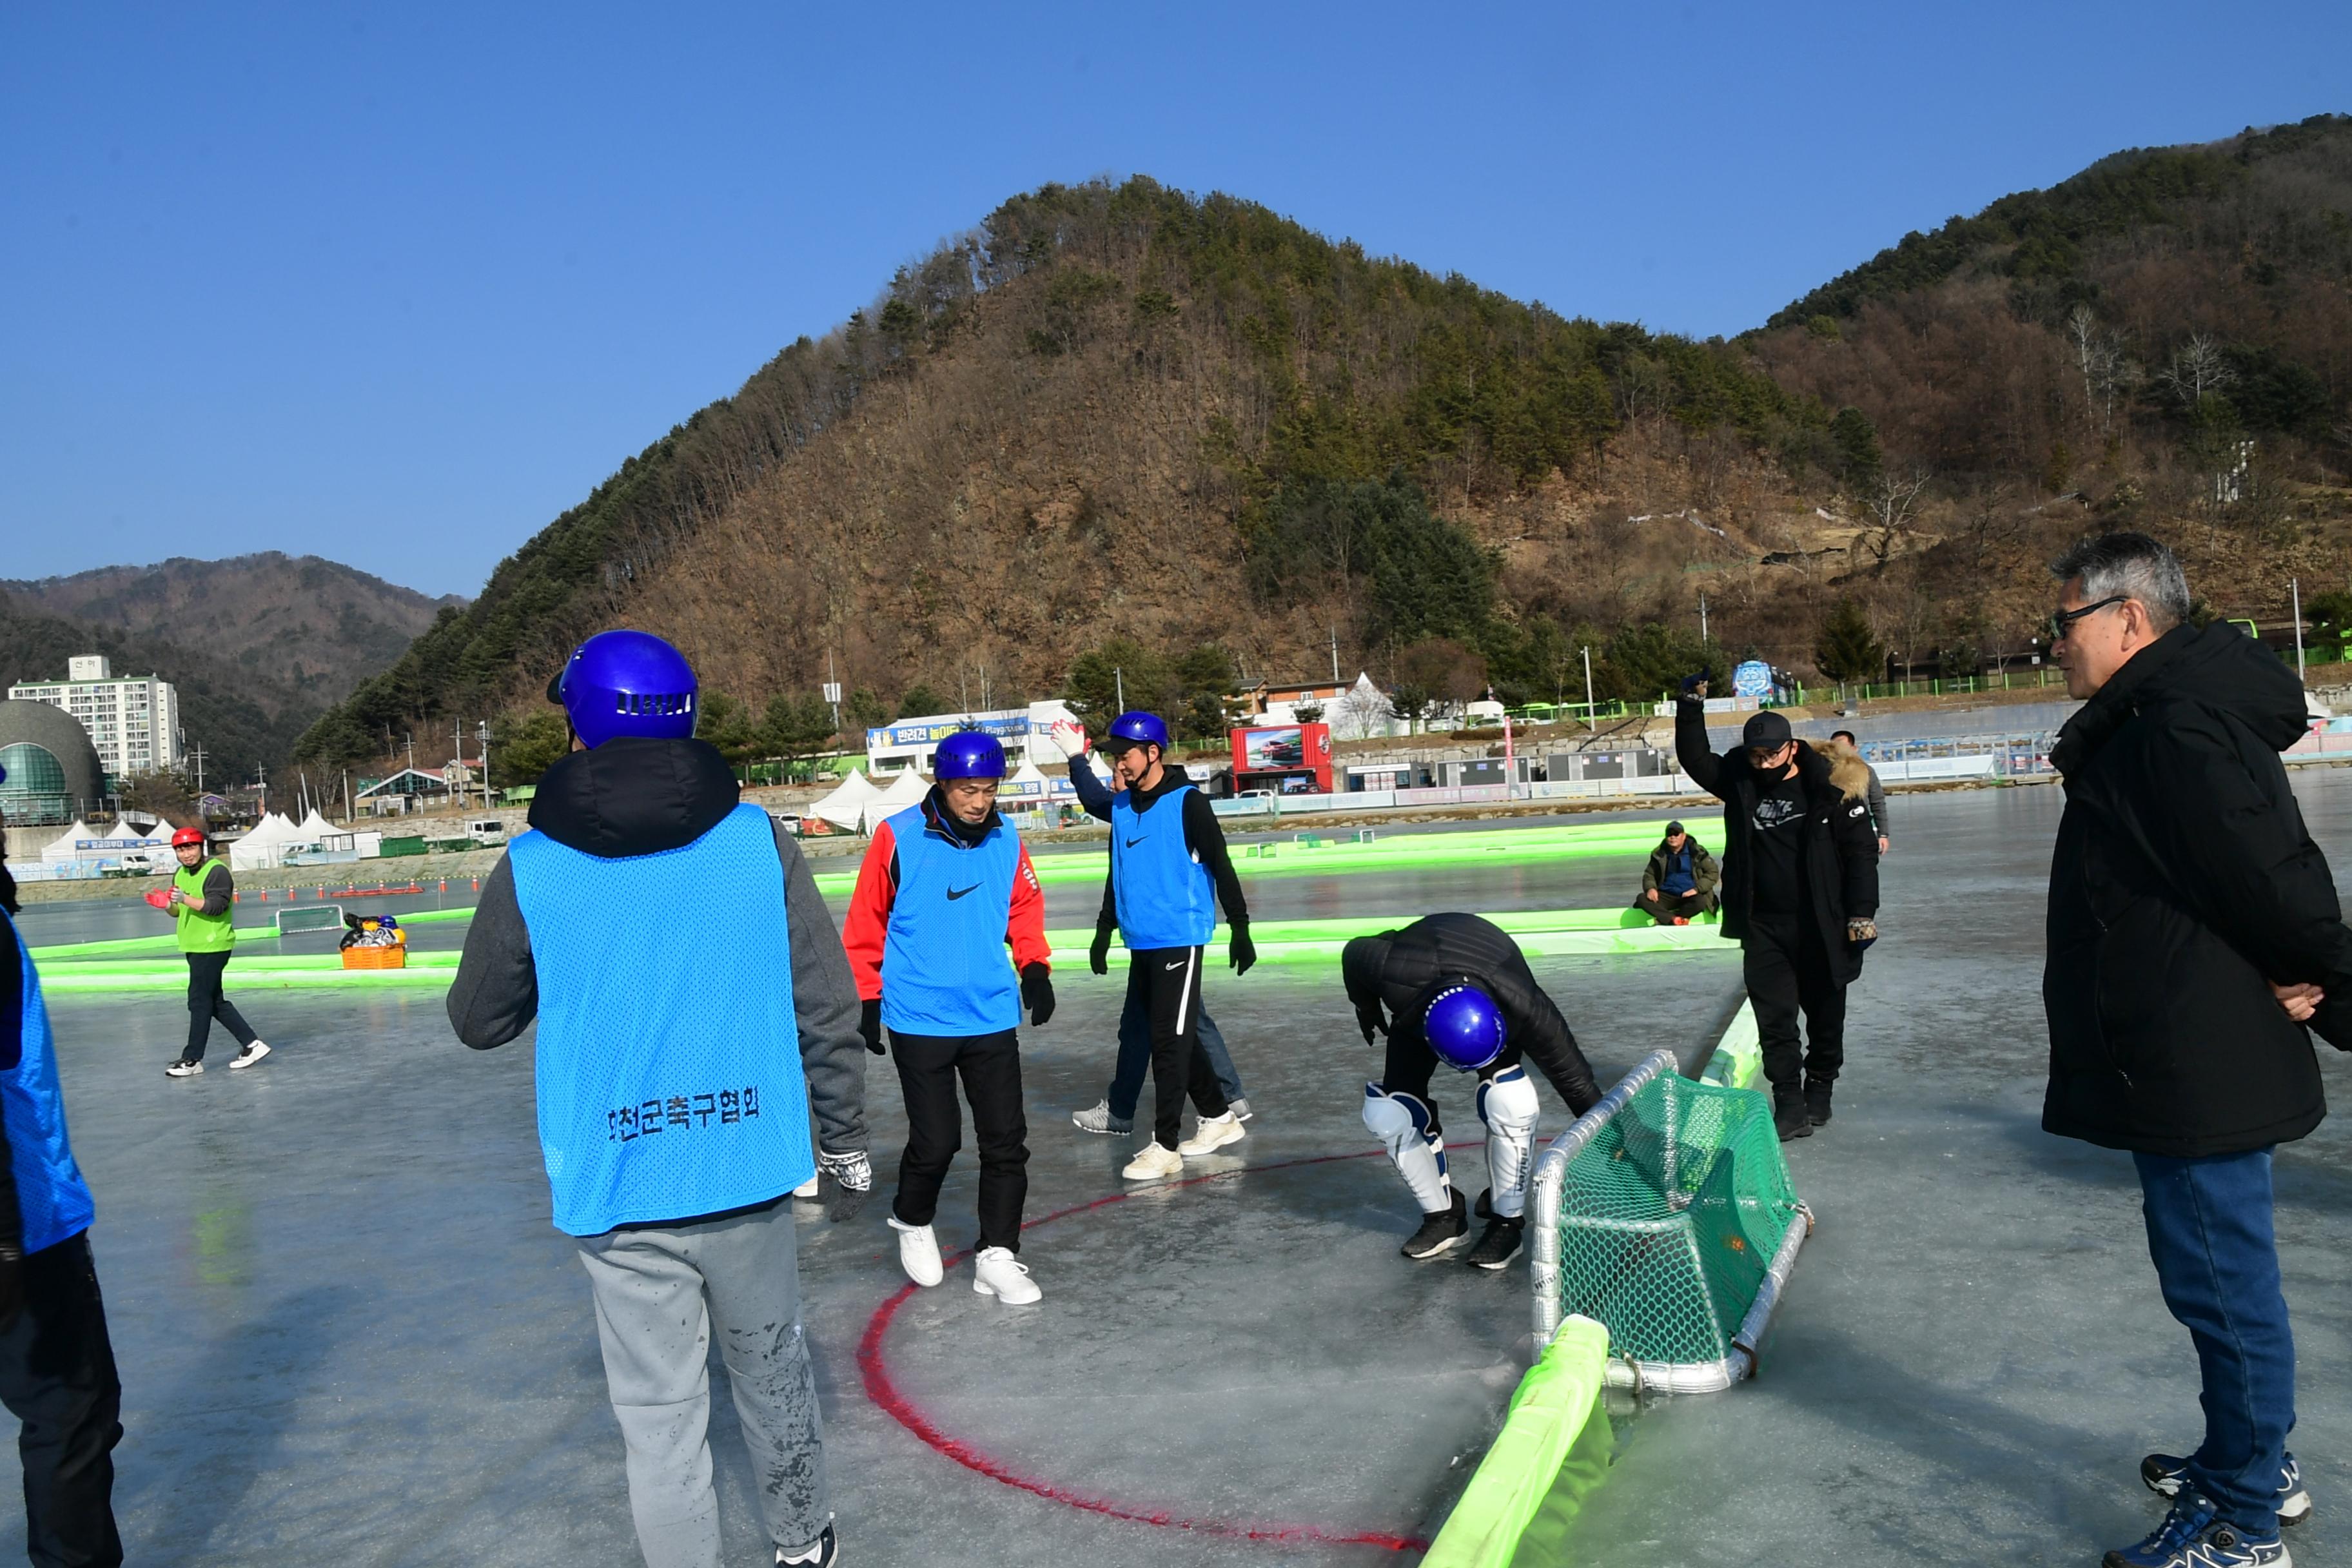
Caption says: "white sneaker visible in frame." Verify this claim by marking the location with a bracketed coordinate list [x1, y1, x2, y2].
[972, 1246, 1041, 1305]
[1177, 1112, 1246, 1157]
[887, 1215, 943, 1287]
[1122, 1142, 1184, 1182]
[229, 1041, 271, 1070]
[790, 1173, 821, 1200]
[165, 1059, 203, 1077]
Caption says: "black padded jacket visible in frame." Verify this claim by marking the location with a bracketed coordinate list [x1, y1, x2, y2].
[2043, 622, 2352, 1157]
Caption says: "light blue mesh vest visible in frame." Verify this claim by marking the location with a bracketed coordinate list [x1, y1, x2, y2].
[2, 911, 96, 1255]
[1110, 784, 1215, 949]
[879, 803, 1022, 1037]
[507, 803, 814, 1235]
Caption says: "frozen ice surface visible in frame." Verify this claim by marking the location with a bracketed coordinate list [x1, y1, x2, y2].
[12, 783, 2352, 1564]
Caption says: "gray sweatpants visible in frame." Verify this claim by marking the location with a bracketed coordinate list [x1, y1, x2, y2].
[576, 1200, 830, 1567]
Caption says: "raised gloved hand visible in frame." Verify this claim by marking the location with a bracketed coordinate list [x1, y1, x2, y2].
[1021, 962, 1056, 1025]
[859, 998, 884, 1055]
[817, 1148, 871, 1223]
[1356, 998, 1387, 1047]
[1680, 673, 1710, 700]
[1229, 923, 1257, 975]
[1090, 922, 1113, 977]
[1847, 917, 1878, 949]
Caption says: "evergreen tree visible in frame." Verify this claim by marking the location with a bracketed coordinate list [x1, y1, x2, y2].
[1814, 598, 1886, 684]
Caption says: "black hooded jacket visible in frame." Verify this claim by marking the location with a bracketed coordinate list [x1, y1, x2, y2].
[2043, 622, 2352, 1157]
[1674, 700, 1879, 980]
[447, 736, 868, 1160]
[1341, 913, 1602, 1114]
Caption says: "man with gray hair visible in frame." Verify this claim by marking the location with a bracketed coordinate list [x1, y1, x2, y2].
[2043, 530, 2350, 1568]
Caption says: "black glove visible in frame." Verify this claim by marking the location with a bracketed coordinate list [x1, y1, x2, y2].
[859, 998, 884, 1055]
[1229, 923, 1256, 975]
[1021, 962, 1055, 1025]
[1356, 998, 1387, 1047]
[1090, 922, 1113, 977]
[1680, 672, 1709, 698]
[816, 1148, 871, 1222]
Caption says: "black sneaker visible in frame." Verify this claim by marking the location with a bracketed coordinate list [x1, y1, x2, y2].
[2143, 1451, 2310, 1527]
[1804, 1079, 1833, 1126]
[1465, 1217, 1525, 1271]
[1773, 1094, 1812, 1141]
[1402, 1191, 1469, 1259]
[778, 1523, 838, 1565]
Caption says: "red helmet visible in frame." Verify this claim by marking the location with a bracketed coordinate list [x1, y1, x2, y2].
[170, 827, 206, 848]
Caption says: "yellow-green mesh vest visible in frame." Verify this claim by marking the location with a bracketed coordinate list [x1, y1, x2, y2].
[173, 858, 235, 952]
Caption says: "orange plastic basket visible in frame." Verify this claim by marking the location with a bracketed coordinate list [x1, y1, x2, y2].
[340, 946, 408, 970]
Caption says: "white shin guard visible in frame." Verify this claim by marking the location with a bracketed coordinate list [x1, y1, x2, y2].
[1362, 1082, 1450, 1213]
[1476, 1067, 1539, 1219]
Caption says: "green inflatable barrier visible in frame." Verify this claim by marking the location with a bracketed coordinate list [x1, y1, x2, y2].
[1422, 1315, 1612, 1568]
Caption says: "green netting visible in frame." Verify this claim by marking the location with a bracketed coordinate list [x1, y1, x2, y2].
[1553, 1072, 1799, 1367]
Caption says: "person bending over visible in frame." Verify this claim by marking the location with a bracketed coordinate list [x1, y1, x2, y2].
[1342, 914, 1601, 1269]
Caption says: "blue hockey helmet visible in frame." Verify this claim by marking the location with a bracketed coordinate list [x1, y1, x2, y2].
[1102, 710, 1170, 753]
[552, 630, 698, 749]
[933, 730, 1006, 781]
[1423, 981, 1507, 1072]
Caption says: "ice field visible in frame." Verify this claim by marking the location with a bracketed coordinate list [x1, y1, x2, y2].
[15, 780, 2352, 1566]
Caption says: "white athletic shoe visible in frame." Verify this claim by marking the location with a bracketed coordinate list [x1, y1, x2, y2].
[164, 1059, 203, 1077]
[972, 1246, 1041, 1305]
[229, 1041, 271, 1070]
[1177, 1112, 1245, 1157]
[1122, 1142, 1184, 1182]
[790, 1172, 821, 1200]
[887, 1215, 943, 1288]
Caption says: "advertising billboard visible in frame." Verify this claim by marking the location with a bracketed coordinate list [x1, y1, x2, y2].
[1229, 723, 1334, 793]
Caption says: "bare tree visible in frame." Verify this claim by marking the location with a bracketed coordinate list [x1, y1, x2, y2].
[1852, 466, 1934, 569]
[2157, 333, 2235, 411]
[1332, 681, 1395, 741]
[2066, 306, 2133, 435]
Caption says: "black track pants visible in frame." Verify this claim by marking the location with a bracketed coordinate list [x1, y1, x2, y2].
[1742, 916, 1847, 1094]
[888, 1028, 1030, 1253]
[182, 950, 257, 1063]
[1127, 946, 1228, 1149]
[0, 1233, 123, 1568]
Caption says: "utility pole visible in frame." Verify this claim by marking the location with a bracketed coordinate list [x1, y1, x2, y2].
[825, 651, 841, 740]
[1329, 627, 1340, 683]
[1113, 667, 1124, 712]
[478, 720, 492, 809]
[190, 743, 206, 792]
[1700, 593, 1709, 643]
[2293, 576, 2307, 681]
[1582, 647, 1595, 732]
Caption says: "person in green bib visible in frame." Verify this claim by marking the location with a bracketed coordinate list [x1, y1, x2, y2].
[159, 827, 269, 1077]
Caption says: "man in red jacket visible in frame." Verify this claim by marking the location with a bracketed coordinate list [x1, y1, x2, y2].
[843, 731, 1054, 1306]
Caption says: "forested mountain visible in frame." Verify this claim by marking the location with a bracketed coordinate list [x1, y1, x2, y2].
[297, 121, 2352, 775]
[1, 554, 458, 784]
[3, 553, 460, 704]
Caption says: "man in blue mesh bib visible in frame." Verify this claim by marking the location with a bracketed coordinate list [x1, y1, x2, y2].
[448, 631, 868, 1568]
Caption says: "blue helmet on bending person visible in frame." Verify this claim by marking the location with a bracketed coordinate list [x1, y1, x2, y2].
[1102, 710, 1170, 752]
[932, 730, 1006, 780]
[553, 630, 699, 749]
[1423, 981, 1507, 1072]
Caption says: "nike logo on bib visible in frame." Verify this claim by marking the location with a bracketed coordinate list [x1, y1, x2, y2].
[1124, 836, 1146, 847]
[946, 884, 980, 901]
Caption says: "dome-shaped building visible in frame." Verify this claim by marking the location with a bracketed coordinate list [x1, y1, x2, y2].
[0, 698, 104, 825]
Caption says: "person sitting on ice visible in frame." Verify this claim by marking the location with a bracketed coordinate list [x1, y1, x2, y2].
[841, 729, 1054, 1306]
[1635, 821, 1719, 925]
[1342, 913, 1602, 1269]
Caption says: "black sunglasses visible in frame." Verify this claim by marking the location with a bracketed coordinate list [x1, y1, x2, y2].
[2043, 594, 2129, 643]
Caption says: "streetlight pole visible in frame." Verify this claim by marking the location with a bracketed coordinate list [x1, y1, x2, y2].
[2293, 576, 2307, 681]
[1581, 647, 1595, 732]
[1113, 667, 1124, 712]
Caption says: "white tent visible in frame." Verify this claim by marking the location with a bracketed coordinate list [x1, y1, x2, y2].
[229, 812, 302, 871]
[1001, 760, 1052, 799]
[808, 769, 881, 832]
[860, 768, 932, 834]
[297, 809, 340, 841]
[37, 821, 98, 863]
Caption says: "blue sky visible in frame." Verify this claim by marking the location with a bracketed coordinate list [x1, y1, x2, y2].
[3, 2, 2345, 597]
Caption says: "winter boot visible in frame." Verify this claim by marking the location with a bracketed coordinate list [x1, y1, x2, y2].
[1773, 1089, 1813, 1142]
[1803, 1078, 1834, 1127]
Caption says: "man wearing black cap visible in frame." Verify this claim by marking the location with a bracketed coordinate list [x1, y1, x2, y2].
[1636, 820, 1719, 925]
[1674, 684, 1879, 1139]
